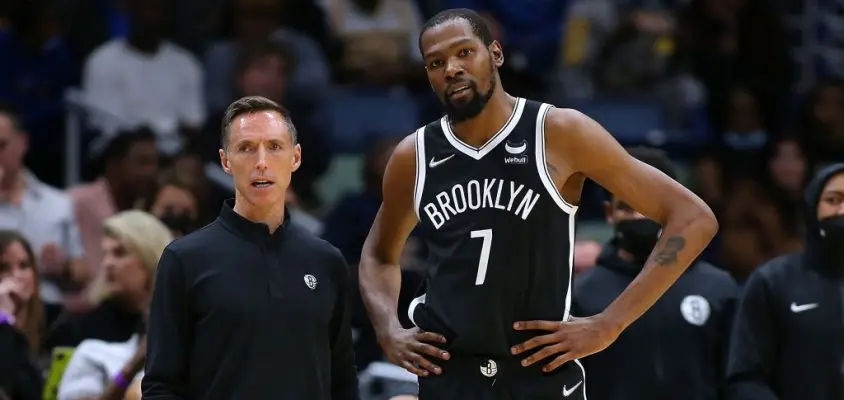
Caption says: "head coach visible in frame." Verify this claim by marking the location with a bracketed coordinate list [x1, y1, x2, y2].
[141, 96, 359, 399]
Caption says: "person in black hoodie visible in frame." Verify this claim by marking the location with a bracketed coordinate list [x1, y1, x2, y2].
[573, 147, 739, 400]
[726, 162, 844, 399]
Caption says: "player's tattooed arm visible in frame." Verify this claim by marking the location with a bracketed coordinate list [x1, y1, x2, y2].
[650, 235, 686, 266]
[544, 108, 718, 336]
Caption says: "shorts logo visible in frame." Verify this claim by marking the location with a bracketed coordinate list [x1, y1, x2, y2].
[504, 140, 528, 165]
[304, 274, 318, 290]
[479, 359, 498, 377]
[680, 295, 710, 326]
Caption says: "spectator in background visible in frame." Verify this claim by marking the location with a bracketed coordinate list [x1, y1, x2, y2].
[0, 264, 42, 400]
[573, 148, 738, 400]
[0, 0, 76, 188]
[800, 78, 844, 165]
[321, 0, 425, 86]
[204, 41, 330, 209]
[0, 106, 87, 314]
[322, 138, 401, 265]
[0, 231, 46, 361]
[443, 0, 566, 98]
[82, 0, 205, 157]
[675, 0, 793, 132]
[286, 187, 324, 235]
[321, 138, 424, 370]
[47, 211, 172, 356]
[205, 0, 331, 113]
[726, 164, 844, 399]
[57, 211, 171, 400]
[138, 170, 203, 238]
[697, 86, 769, 209]
[718, 136, 811, 280]
[69, 129, 159, 305]
[57, 0, 127, 64]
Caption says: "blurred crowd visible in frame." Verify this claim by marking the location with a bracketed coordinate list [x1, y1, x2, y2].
[0, 0, 842, 399]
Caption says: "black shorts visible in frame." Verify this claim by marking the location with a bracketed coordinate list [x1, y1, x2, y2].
[409, 299, 586, 399]
[417, 355, 587, 400]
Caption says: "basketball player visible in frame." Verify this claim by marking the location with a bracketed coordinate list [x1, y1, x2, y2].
[358, 8, 718, 400]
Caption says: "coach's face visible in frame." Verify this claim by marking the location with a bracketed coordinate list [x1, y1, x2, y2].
[420, 18, 503, 122]
[219, 111, 301, 207]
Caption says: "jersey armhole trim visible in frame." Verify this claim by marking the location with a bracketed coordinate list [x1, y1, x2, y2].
[413, 127, 426, 221]
[534, 103, 578, 215]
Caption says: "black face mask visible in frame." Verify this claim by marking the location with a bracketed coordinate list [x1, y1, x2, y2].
[819, 215, 844, 266]
[158, 212, 198, 237]
[615, 219, 662, 264]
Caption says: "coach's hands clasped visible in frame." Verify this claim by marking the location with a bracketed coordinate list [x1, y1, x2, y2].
[510, 315, 620, 372]
[380, 327, 450, 377]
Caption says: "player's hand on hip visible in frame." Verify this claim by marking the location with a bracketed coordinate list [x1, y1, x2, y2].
[510, 316, 620, 372]
[379, 327, 450, 377]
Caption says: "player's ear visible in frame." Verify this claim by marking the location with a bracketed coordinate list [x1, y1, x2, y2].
[603, 200, 614, 225]
[291, 144, 302, 172]
[219, 148, 232, 175]
[490, 40, 504, 68]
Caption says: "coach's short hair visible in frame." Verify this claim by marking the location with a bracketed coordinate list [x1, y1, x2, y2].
[418, 8, 494, 53]
[220, 96, 298, 149]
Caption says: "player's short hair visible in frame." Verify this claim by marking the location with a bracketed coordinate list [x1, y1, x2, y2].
[418, 8, 494, 54]
[607, 147, 677, 202]
[220, 96, 298, 149]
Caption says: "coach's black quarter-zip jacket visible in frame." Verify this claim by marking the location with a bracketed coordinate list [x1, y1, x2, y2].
[573, 244, 739, 400]
[726, 163, 844, 400]
[143, 199, 358, 400]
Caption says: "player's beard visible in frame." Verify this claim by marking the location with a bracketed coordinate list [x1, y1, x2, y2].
[442, 68, 497, 123]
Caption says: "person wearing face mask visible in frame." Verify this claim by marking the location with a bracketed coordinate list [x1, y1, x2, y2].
[726, 163, 844, 400]
[572, 147, 739, 400]
[139, 170, 202, 238]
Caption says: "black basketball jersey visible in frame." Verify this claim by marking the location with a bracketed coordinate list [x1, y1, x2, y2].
[409, 98, 579, 357]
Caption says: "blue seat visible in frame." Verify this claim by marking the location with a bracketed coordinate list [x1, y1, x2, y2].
[323, 87, 422, 153]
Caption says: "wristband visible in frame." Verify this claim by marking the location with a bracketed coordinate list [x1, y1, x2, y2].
[0, 311, 14, 326]
[112, 371, 130, 389]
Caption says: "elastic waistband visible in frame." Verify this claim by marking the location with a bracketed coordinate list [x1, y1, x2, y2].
[436, 353, 581, 387]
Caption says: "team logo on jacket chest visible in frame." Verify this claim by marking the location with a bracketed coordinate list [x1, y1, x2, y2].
[504, 140, 528, 165]
[680, 295, 710, 326]
[422, 178, 541, 229]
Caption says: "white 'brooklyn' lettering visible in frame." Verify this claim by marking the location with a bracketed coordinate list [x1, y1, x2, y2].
[422, 178, 541, 229]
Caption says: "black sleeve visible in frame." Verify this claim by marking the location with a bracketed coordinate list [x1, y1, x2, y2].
[142, 248, 192, 399]
[724, 270, 780, 400]
[328, 251, 360, 400]
[0, 324, 42, 400]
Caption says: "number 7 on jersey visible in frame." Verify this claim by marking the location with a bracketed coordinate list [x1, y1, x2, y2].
[470, 229, 493, 286]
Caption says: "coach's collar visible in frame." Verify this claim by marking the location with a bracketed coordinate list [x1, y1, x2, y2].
[218, 198, 291, 242]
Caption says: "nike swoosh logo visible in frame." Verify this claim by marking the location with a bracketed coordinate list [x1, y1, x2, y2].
[429, 154, 455, 168]
[504, 142, 527, 154]
[563, 380, 583, 397]
[790, 302, 819, 313]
